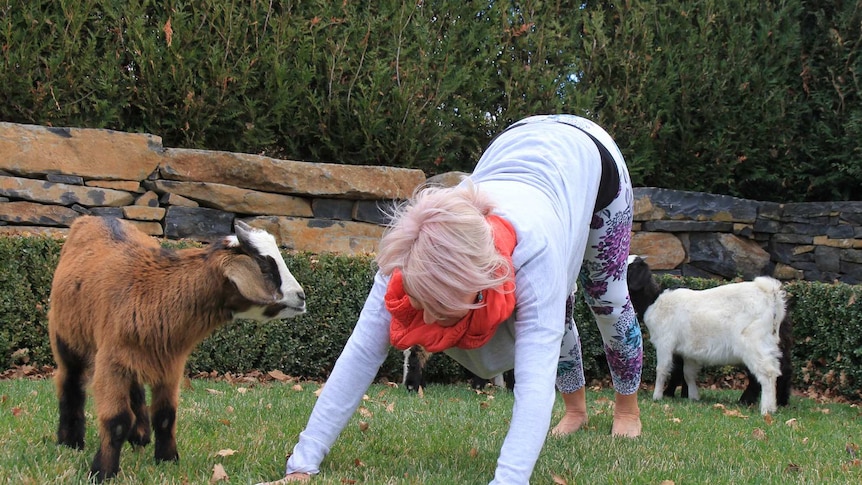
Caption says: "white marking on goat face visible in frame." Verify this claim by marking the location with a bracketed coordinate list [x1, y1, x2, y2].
[233, 221, 306, 321]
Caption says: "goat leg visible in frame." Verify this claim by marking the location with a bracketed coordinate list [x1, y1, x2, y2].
[127, 379, 151, 447]
[681, 358, 701, 401]
[150, 381, 181, 463]
[90, 361, 137, 481]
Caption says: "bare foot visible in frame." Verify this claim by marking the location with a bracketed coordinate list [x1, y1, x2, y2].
[255, 473, 311, 484]
[611, 391, 642, 438]
[611, 411, 642, 438]
[551, 410, 589, 437]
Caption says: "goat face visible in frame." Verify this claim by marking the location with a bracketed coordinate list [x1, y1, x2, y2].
[228, 220, 306, 321]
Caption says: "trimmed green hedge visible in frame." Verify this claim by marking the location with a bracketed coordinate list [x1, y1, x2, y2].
[2, 1, 861, 202]
[1, 235, 861, 400]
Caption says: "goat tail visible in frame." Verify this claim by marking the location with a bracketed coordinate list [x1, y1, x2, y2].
[753, 276, 787, 336]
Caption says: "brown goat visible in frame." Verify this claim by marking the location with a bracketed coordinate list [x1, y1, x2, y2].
[48, 216, 306, 481]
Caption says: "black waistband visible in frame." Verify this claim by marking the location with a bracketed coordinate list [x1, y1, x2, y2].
[487, 120, 621, 214]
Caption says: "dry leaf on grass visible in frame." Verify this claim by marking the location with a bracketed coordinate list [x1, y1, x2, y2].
[268, 369, 293, 382]
[216, 449, 237, 457]
[292, 384, 303, 391]
[358, 406, 373, 418]
[752, 428, 767, 440]
[210, 463, 229, 483]
[358, 421, 369, 432]
[469, 447, 479, 458]
[207, 388, 225, 395]
[785, 418, 799, 428]
[551, 473, 568, 484]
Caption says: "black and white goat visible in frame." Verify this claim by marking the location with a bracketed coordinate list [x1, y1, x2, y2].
[626, 256, 792, 415]
[48, 216, 306, 481]
[402, 345, 513, 392]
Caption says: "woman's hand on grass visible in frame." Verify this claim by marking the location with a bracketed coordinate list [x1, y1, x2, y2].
[255, 473, 311, 484]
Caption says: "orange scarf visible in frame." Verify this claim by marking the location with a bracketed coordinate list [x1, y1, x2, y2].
[386, 215, 517, 352]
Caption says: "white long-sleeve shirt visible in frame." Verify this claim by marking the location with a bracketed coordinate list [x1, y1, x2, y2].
[285, 115, 614, 484]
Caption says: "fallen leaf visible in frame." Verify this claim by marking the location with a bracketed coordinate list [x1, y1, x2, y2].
[236, 387, 248, 395]
[163, 18, 173, 48]
[659, 481, 675, 485]
[11, 406, 23, 417]
[721, 408, 749, 419]
[354, 458, 365, 467]
[752, 428, 767, 440]
[784, 463, 801, 474]
[669, 417, 681, 423]
[386, 402, 396, 413]
[268, 369, 292, 382]
[206, 388, 224, 395]
[219, 419, 231, 426]
[210, 463, 228, 483]
[341, 479, 357, 484]
[469, 447, 478, 458]
[764, 413, 774, 425]
[418, 386, 425, 398]
[314, 384, 325, 397]
[225, 406, 234, 414]
[358, 407, 373, 418]
[216, 449, 237, 457]
[358, 421, 369, 432]
[785, 418, 799, 428]
[552, 473, 568, 484]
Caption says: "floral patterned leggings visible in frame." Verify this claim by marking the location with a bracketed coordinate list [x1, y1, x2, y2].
[555, 168, 643, 396]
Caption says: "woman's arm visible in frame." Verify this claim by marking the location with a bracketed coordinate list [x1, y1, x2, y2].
[490, 269, 567, 484]
[283, 271, 393, 475]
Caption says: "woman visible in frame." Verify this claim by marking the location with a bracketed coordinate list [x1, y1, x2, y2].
[258, 114, 643, 484]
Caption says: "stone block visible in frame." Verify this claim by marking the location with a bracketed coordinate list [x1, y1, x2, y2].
[160, 147, 425, 200]
[0, 201, 79, 226]
[354, 200, 395, 225]
[47, 173, 84, 185]
[153, 180, 312, 217]
[312, 199, 354, 220]
[688, 232, 770, 279]
[164, 206, 234, 241]
[126, 220, 164, 236]
[159, 192, 199, 208]
[629, 232, 685, 270]
[86, 180, 144, 192]
[634, 187, 758, 222]
[815, 246, 841, 273]
[773, 263, 804, 280]
[123, 206, 166, 221]
[643, 220, 734, 232]
[246, 216, 385, 255]
[0, 122, 162, 180]
[0, 175, 134, 207]
[90, 207, 124, 219]
[135, 191, 160, 207]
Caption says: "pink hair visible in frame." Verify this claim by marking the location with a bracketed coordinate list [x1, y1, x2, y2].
[376, 182, 512, 318]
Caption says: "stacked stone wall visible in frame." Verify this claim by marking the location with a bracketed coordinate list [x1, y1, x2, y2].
[1, 123, 860, 283]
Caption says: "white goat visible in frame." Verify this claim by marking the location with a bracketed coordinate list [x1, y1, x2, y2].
[48, 215, 306, 481]
[644, 275, 786, 415]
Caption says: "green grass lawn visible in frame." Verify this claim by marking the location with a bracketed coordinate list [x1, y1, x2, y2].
[1, 377, 860, 484]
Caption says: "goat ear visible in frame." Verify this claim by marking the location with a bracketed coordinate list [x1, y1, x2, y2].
[233, 220, 254, 244]
[224, 256, 276, 304]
